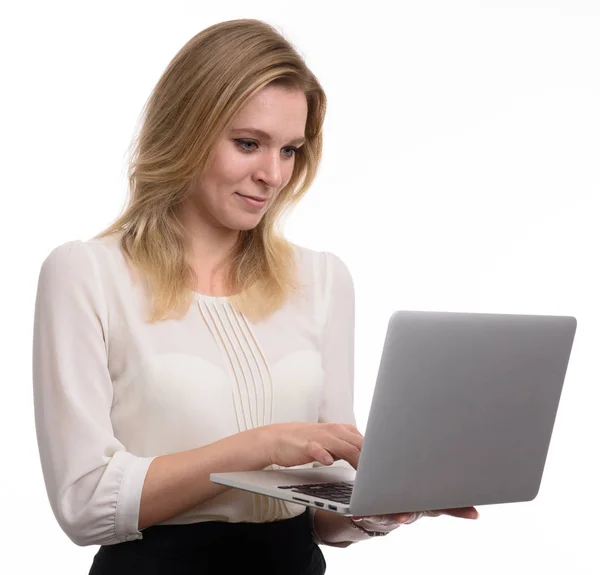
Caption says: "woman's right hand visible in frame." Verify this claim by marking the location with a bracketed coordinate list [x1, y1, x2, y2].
[258, 422, 364, 469]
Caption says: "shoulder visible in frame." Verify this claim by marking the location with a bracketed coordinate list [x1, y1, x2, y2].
[38, 240, 90, 281]
[290, 242, 354, 299]
[292, 241, 351, 270]
[34, 241, 104, 323]
[39, 234, 121, 276]
[36, 234, 126, 298]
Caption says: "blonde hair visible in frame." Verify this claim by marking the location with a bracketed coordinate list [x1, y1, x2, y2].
[94, 19, 326, 323]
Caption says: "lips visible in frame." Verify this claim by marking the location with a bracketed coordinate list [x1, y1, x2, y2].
[237, 192, 268, 201]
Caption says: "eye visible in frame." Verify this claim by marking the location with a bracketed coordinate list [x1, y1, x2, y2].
[235, 139, 299, 159]
[235, 139, 258, 153]
[282, 146, 299, 159]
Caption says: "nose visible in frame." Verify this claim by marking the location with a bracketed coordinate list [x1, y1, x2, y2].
[254, 150, 283, 189]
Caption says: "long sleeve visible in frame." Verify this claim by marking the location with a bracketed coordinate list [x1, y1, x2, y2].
[317, 251, 357, 428]
[32, 241, 156, 546]
[309, 251, 358, 545]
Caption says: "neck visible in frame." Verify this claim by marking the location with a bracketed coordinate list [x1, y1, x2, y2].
[177, 203, 241, 296]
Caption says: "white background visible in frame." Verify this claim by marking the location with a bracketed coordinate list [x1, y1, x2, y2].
[2, 1, 598, 573]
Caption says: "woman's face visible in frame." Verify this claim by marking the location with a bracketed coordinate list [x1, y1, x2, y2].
[186, 84, 308, 233]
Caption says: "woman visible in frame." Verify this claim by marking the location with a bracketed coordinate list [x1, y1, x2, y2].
[32, 18, 477, 574]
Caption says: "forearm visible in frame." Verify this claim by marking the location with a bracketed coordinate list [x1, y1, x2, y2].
[139, 427, 270, 530]
[313, 510, 372, 547]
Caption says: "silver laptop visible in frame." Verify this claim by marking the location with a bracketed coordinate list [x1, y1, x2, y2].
[210, 310, 577, 517]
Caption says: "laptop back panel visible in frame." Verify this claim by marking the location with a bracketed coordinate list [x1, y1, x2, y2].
[350, 311, 577, 516]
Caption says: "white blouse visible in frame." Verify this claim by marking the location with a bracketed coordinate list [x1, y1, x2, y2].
[32, 233, 356, 547]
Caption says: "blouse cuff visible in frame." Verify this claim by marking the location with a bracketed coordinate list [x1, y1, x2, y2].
[309, 506, 354, 548]
[113, 452, 157, 542]
[309, 506, 325, 545]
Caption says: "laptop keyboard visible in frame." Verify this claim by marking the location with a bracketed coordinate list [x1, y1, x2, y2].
[277, 481, 354, 504]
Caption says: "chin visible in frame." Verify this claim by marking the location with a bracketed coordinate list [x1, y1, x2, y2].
[228, 215, 264, 232]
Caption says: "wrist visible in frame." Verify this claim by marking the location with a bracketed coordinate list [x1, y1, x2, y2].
[348, 517, 388, 538]
[251, 425, 276, 468]
[312, 510, 380, 547]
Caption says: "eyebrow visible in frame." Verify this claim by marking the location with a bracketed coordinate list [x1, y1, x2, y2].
[230, 127, 305, 146]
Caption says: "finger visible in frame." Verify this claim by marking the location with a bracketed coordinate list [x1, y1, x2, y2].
[341, 423, 364, 438]
[306, 440, 337, 466]
[327, 423, 364, 451]
[398, 513, 418, 524]
[370, 512, 414, 524]
[440, 507, 479, 519]
[307, 437, 360, 469]
[321, 430, 362, 468]
[352, 515, 405, 530]
[422, 510, 442, 518]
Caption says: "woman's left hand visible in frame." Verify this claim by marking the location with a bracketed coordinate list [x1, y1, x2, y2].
[351, 506, 479, 534]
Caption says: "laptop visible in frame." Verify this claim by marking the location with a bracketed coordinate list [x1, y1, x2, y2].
[210, 310, 577, 517]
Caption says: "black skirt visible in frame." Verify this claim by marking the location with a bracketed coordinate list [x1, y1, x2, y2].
[88, 508, 327, 575]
